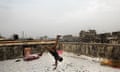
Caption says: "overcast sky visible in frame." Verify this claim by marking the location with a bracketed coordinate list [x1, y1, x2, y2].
[0, 0, 120, 38]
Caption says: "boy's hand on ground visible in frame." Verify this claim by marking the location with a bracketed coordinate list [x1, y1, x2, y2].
[52, 64, 57, 70]
[53, 66, 57, 70]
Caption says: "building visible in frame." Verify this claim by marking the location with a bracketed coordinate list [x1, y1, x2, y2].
[62, 35, 80, 42]
[79, 30, 96, 43]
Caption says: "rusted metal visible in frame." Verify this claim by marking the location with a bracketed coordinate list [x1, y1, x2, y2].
[0, 40, 56, 46]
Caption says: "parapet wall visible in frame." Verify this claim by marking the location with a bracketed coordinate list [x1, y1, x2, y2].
[59, 42, 120, 60]
[0, 46, 23, 60]
[0, 45, 50, 61]
[0, 42, 120, 61]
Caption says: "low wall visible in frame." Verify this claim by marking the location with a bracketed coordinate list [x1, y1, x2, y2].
[0, 42, 120, 61]
[0, 45, 51, 61]
[0, 46, 23, 60]
[59, 42, 120, 60]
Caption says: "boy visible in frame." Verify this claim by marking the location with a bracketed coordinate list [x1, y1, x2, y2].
[46, 35, 63, 70]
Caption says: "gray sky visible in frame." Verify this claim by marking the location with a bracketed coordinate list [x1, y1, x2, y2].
[0, 0, 120, 38]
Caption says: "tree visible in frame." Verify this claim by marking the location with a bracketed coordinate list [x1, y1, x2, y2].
[13, 34, 19, 40]
[0, 34, 3, 38]
[40, 35, 48, 40]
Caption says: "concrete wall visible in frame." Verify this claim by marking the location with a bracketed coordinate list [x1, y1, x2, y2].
[0, 46, 23, 60]
[0, 45, 51, 61]
[60, 42, 120, 60]
[0, 42, 120, 61]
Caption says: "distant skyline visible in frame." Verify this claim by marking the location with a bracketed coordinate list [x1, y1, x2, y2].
[0, 0, 120, 38]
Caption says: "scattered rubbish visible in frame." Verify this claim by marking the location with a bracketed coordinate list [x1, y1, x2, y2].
[23, 47, 40, 61]
[24, 54, 40, 61]
[15, 59, 21, 62]
[101, 59, 120, 68]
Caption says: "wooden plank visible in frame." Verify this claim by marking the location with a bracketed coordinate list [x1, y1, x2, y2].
[0, 40, 56, 46]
